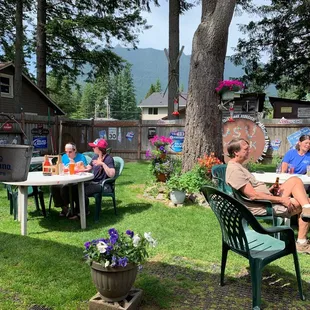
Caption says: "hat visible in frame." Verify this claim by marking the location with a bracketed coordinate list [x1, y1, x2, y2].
[88, 138, 108, 149]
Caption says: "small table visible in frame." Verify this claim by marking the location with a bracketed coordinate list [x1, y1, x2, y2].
[252, 172, 310, 185]
[4, 171, 94, 235]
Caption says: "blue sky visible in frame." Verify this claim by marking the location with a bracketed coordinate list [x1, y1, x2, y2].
[138, 1, 264, 56]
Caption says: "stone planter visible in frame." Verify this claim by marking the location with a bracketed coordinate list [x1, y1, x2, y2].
[170, 190, 186, 204]
[90, 261, 138, 302]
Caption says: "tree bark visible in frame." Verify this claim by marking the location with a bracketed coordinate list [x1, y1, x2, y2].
[168, 0, 180, 120]
[182, 0, 236, 171]
[14, 0, 23, 113]
[36, 0, 47, 93]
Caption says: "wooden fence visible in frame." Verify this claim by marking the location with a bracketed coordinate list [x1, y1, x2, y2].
[1, 114, 309, 161]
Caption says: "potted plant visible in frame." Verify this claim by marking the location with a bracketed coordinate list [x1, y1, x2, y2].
[215, 79, 244, 100]
[167, 165, 208, 204]
[83, 228, 156, 302]
[146, 136, 175, 181]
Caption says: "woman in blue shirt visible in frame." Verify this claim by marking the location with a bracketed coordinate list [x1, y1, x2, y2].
[51, 142, 88, 217]
[281, 135, 310, 174]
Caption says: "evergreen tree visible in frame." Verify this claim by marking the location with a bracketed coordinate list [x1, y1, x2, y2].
[232, 0, 310, 98]
[145, 84, 156, 99]
[80, 83, 96, 119]
[155, 79, 162, 92]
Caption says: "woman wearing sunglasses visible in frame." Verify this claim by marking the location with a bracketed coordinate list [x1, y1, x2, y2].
[50, 142, 88, 217]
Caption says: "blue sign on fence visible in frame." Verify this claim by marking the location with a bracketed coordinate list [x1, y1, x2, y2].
[287, 127, 310, 148]
[170, 131, 185, 153]
[33, 136, 47, 149]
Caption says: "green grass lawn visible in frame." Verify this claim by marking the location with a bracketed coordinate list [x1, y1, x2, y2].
[0, 161, 309, 310]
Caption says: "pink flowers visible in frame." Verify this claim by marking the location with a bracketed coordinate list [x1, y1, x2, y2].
[215, 80, 244, 95]
[150, 135, 173, 147]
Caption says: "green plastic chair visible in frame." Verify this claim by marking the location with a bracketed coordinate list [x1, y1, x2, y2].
[92, 156, 125, 221]
[212, 164, 284, 229]
[201, 186, 305, 310]
[211, 164, 233, 196]
[5, 185, 46, 219]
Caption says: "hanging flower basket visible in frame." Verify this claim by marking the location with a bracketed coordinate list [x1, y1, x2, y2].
[221, 91, 235, 101]
[215, 80, 244, 100]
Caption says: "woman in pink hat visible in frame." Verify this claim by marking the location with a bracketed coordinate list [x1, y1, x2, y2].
[69, 138, 115, 219]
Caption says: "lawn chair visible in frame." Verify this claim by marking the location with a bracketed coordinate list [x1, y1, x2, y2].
[232, 187, 284, 228]
[5, 184, 46, 219]
[212, 164, 285, 229]
[91, 156, 124, 221]
[211, 164, 233, 196]
[201, 186, 305, 310]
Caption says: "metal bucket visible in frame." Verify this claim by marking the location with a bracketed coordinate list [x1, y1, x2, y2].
[0, 145, 33, 181]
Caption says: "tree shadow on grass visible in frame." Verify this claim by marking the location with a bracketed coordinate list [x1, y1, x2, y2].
[37, 200, 152, 232]
[137, 259, 310, 310]
[0, 232, 308, 310]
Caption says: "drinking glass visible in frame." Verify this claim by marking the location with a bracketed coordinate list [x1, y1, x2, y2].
[69, 163, 75, 175]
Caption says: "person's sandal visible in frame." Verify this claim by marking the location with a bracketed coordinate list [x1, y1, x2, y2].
[59, 206, 69, 217]
[301, 208, 310, 222]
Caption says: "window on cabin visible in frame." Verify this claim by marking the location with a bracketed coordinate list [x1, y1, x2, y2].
[148, 108, 158, 115]
[0, 74, 13, 98]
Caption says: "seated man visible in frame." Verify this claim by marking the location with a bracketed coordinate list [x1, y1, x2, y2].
[225, 138, 310, 254]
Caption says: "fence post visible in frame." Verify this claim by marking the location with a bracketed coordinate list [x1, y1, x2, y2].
[138, 118, 142, 160]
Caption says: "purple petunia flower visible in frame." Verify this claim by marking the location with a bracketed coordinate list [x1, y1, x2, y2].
[118, 257, 128, 267]
[111, 255, 118, 267]
[84, 241, 91, 250]
[145, 149, 152, 159]
[126, 230, 134, 238]
[108, 228, 118, 237]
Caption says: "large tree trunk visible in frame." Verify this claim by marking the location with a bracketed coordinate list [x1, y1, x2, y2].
[36, 0, 47, 92]
[168, 0, 180, 120]
[182, 0, 236, 171]
[14, 0, 23, 114]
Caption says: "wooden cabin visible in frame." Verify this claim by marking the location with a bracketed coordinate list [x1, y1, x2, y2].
[269, 96, 310, 119]
[0, 62, 65, 116]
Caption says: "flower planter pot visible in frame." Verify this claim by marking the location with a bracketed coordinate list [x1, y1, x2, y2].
[90, 261, 138, 302]
[156, 173, 167, 182]
[221, 91, 235, 101]
[170, 190, 186, 204]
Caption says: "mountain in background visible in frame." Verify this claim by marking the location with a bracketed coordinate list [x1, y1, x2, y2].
[111, 46, 276, 102]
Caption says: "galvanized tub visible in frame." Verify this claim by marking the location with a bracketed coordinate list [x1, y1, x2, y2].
[0, 145, 33, 181]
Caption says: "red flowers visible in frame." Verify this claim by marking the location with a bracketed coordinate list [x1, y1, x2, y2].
[198, 153, 223, 177]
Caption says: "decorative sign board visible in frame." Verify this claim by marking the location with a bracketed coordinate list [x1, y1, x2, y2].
[2, 123, 13, 131]
[169, 131, 185, 153]
[108, 127, 117, 140]
[287, 127, 310, 148]
[280, 107, 292, 113]
[222, 114, 269, 163]
[31, 128, 49, 136]
[297, 108, 310, 118]
[33, 136, 48, 149]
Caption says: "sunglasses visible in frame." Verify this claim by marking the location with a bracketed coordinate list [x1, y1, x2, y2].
[66, 150, 75, 154]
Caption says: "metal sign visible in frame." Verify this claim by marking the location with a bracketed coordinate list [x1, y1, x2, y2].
[31, 128, 49, 136]
[297, 108, 310, 118]
[33, 136, 48, 149]
[108, 127, 117, 140]
[2, 123, 13, 131]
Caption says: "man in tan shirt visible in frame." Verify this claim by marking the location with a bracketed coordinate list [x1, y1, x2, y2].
[226, 138, 310, 254]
